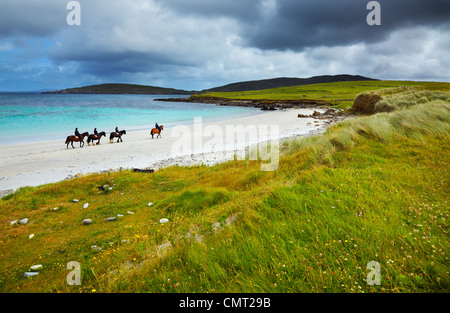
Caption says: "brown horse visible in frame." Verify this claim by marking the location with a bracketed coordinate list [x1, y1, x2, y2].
[150, 125, 164, 139]
[109, 130, 126, 143]
[87, 131, 106, 146]
[65, 132, 89, 149]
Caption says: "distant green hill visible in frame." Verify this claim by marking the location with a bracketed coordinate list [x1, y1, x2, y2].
[43, 83, 195, 95]
[203, 74, 377, 93]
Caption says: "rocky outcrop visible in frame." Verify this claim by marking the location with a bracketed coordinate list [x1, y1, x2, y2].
[154, 96, 332, 110]
[298, 109, 340, 119]
[297, 108, 348, 124]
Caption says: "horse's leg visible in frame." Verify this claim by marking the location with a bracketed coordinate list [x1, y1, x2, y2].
[71, 141, 75, 149]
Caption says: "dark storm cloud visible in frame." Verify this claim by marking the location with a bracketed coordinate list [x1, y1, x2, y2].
[0, 0, 65, 38]
[55, 50, 184, 77]
[242, 0, 450, 50]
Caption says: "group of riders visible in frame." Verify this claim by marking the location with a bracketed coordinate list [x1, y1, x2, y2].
[73, 122, 162, 142]
[74, 127, 105, 141]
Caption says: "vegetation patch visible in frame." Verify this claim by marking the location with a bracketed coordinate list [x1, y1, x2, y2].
[351, 86, 450, 114]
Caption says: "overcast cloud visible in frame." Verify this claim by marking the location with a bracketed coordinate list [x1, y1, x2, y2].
[0, 0, 449, 91]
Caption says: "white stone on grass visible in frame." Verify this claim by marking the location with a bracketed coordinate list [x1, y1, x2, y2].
[82, 219, 92, 225]
[30, 264, 43, 271]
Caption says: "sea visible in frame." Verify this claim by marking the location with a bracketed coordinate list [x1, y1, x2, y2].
[0, 93, 262, 145]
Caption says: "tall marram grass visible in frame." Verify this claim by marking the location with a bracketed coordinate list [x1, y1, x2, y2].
[283, 90, 450, 160]
[354, 85, 450, 113]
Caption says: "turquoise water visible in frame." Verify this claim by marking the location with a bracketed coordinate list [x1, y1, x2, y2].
[0, 93, 261, 144]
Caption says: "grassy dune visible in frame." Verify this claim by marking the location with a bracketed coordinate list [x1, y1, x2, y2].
[0, 85, 449, 293]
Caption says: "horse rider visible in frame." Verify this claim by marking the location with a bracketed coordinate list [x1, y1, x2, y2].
[155, 122, 161, 132]
[115, 126, 119, 134]
[75, 127, 81, 141]
[93, 127, 99, 139]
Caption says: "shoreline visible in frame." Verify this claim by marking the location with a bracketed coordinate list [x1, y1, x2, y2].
[0, 108, 345, 197]
[0, 108, 265, 147]
[154, 95, 333, 111]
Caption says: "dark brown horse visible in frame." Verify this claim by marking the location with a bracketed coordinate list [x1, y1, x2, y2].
[150, 125, 164, 139]
[87, 131, 106, 146]
[109, 130, 126, 143]
[65, 132, 89, 149]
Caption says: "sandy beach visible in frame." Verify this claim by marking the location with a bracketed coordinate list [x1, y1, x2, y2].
[0, 108, 330, 194]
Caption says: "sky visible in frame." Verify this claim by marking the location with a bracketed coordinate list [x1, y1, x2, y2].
[0, 0, 449, 91]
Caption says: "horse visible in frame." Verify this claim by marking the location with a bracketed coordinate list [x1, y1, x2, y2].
[87, 131, 106, 146]
[65, 132, 89, 149]
[109, 130, 126, 143]
[150, 125, 164, 139]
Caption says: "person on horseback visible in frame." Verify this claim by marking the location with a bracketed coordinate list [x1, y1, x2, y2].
[155, 122, 161, 131]
[115, 126, 119, 134]
[93, 128, 99, 139]
[75, 128, 81, 141]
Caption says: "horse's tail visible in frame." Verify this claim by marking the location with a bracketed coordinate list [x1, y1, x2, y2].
[65, 136, 69, 144]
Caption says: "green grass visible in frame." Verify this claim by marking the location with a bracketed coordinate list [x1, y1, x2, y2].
[0, 86, 449, 293]
[196, 80, 450, 109]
